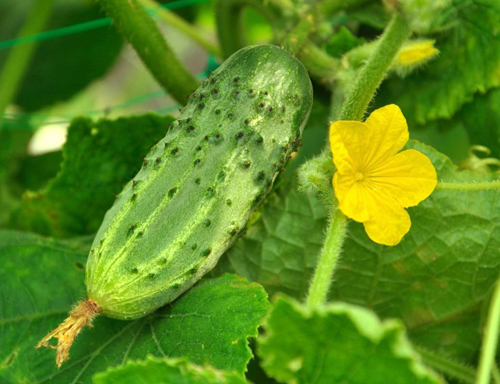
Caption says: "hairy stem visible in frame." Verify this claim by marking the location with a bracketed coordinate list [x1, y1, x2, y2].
[0, 0, 55, 115]
[415, 345, 476, 384]
[297, 42, 340, 87]
[436, 181, 500, 191]
[306, 209, 347, 308]
[97, 0, 199, 104]
[140, 0, 222, 57]
[477, 276, 500, 384]
[339, 13, 410, 121]
[283, 11, 315, 54]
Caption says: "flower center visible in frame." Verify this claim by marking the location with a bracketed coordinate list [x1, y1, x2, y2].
[355, 172, 364, 182]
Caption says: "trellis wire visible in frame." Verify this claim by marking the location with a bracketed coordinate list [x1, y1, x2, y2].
[0, 0, 211, 50]
[0, 0, 215, 129]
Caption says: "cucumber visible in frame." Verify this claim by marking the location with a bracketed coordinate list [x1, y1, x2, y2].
[86, 45, 312, 319]
[38, 44, 313, 366]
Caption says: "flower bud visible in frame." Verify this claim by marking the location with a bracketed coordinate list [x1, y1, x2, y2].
[396, 40, 439, 67]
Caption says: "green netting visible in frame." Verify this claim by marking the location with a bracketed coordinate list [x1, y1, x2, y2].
[0, 0, 218, 129]
[0, 0, 211, 51]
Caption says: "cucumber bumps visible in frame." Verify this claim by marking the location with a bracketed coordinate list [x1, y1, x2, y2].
[37, 45, 313, 367]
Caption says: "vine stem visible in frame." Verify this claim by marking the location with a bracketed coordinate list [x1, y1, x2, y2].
[306, 209, 347, 308]
[0, 0, 55, 116]
[414, 345, 476, 384]
[298, 42, 340, 86]
[436, 181, 500, 191]
[97, 0, 199, 104]
[214, 0, 277, 59]
[476, 276, 500, 384]
[139, 0, 222, 57]
[339, 13, 410, 121]
[304, 11, 410, 307]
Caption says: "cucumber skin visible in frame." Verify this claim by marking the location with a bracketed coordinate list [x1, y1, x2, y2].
[86, 45, 313, 320]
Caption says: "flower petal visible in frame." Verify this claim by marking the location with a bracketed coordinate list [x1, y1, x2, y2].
[368, 149, 437, 208]
[334, 172, 370, 222]
[362, 190, 411, 246]
[363, 104, 409, 168]
[329, 121, 372, 174]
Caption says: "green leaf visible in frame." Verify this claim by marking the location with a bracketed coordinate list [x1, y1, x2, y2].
[228, 141, 500, 361]
[13, 113, 174, 237]
[0, 230, 269, 383]
[92, 356, 248, 384]
[325, 26, 365, 58]
[0, 0, 123, 111]
[376, 0, 500, 124]
[258, 295, 443, 384]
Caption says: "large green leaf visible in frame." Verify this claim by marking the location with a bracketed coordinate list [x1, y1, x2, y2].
[0, 230, 269, 383]
[0, 0, 123, 111]
[13, 113, 174, 237]
[227, 141, 500, 360]
[376, 0, 500, 124]
[258, 295, 443, 384]
[93, 357, 247, 384]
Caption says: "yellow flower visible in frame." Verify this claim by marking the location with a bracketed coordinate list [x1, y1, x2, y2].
[329, 105, 437, 246]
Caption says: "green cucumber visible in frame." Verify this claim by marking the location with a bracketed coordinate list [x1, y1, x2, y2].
[38, 44, 312, 366]
[88, 44, 312, 319]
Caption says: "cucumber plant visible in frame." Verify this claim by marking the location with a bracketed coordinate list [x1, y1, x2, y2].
[2, 0, 500, 382]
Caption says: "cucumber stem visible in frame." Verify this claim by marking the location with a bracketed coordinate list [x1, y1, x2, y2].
[297, 42, 340, 87]
[96, 0, 199, 104]
[214, 0, 277, 58]
[36, 299, 100, 368]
